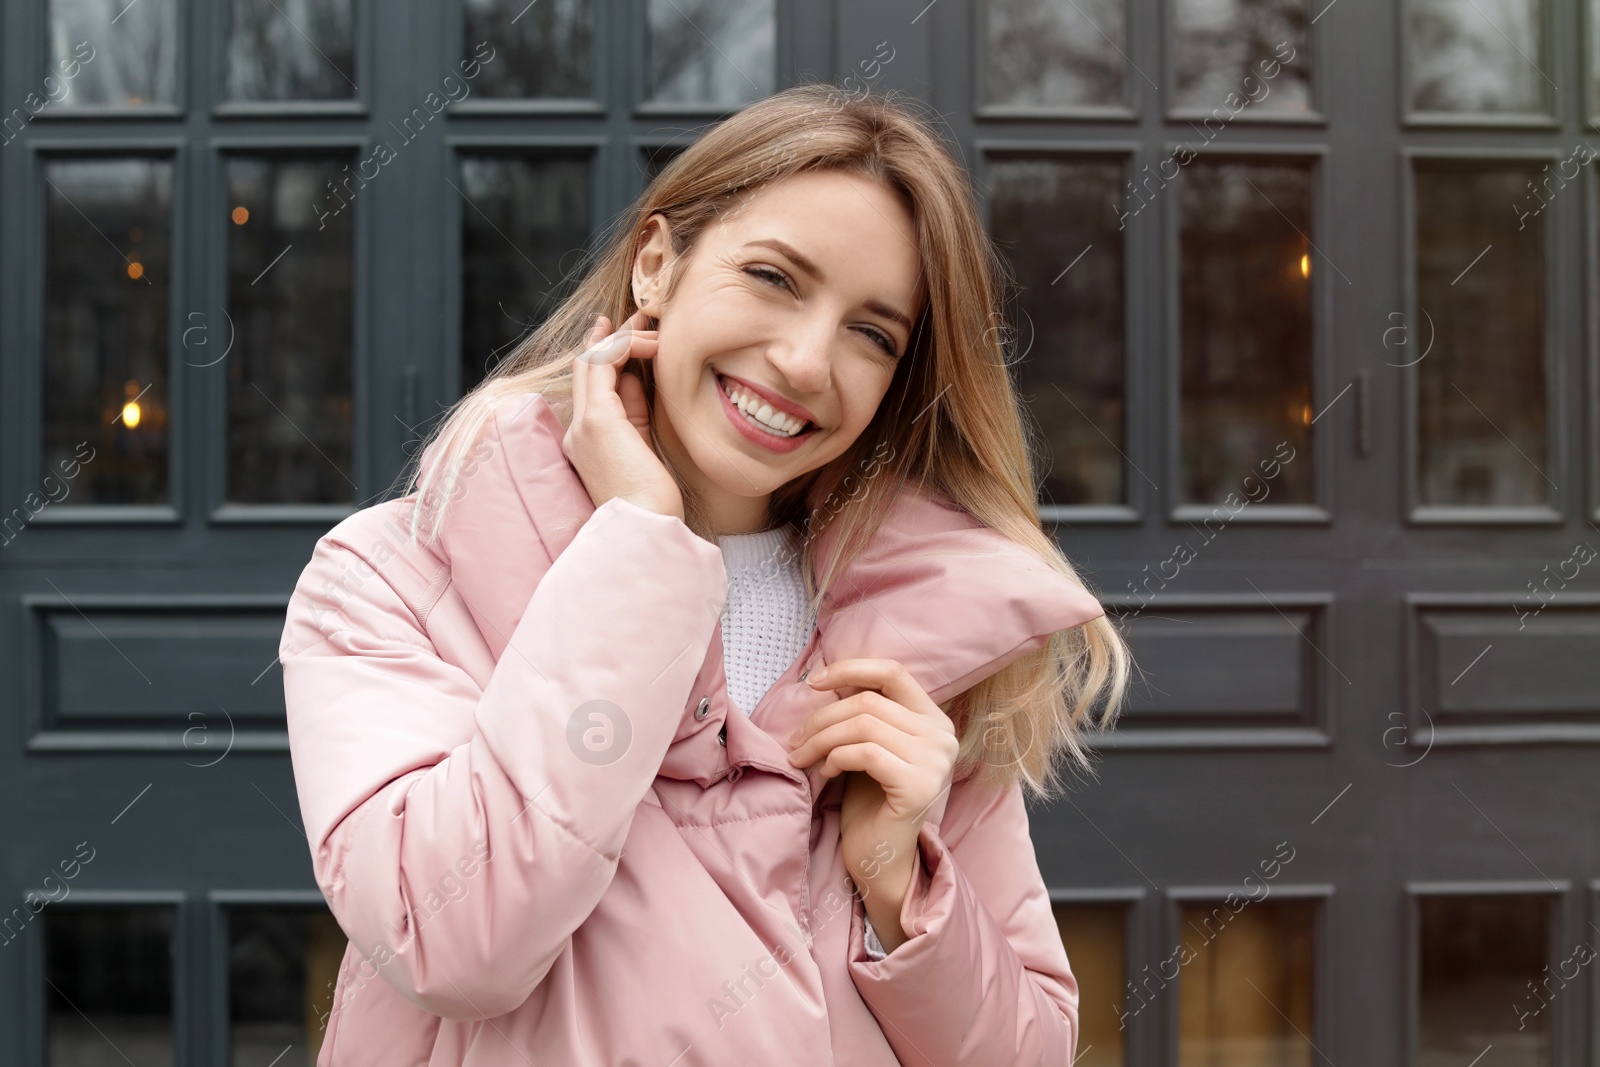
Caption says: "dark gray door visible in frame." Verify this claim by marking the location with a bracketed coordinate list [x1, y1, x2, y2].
[3, 0, 1595, 1065]
[0, 1, 837, 1063]
[931, 0, 1596, 1064]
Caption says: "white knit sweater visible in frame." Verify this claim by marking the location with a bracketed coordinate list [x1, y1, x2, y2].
[716, 524, 891, 960]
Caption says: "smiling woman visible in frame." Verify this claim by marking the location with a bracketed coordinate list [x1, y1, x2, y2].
[282, 81, 1130, 1066]
[406, 82, 1127, 792]
[627, 168, 923, 528]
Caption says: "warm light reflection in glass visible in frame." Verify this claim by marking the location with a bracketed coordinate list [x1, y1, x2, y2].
[227, 156, 355, 503]
[45, 158, 170, 502]
[1055, 902, 1127, 1067]
[1178, 898, 1316, 1067]
[1299, 253, 1310, 278]
[120, 379, 145, 428]
[232, 206, 249, 225]
[1179, 159, 1314, 504]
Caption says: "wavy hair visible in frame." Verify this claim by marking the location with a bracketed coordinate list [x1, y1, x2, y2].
[404, 82, 1131, 801]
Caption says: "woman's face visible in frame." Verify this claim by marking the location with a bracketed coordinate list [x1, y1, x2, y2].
[632, 168, 925, 535]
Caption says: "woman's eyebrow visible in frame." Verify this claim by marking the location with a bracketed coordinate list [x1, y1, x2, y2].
[744, 238, 823, 280]
[742, 237, 914, 331]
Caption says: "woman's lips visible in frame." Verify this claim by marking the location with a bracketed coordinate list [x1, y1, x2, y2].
[717, 370, 819, 425]
[715, 373, 819, 454]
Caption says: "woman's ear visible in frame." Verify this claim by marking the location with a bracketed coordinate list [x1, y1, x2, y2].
[632, 214, 675, 318]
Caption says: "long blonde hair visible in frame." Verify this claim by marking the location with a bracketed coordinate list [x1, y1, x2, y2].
[406, 82, 1130, 800]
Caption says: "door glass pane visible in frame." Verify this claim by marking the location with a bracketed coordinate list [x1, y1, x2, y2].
[981, 0, 1127, 109]
[47, 0, 179, 109]
[466, 0, 592, 98]
[45, 905, 175, 1066]
[987, 156, 1127, 507]
[1418, 893, 1552, 1065]
[641, 143, 688, 184]
[645, 0, 775, 107]
[226, 156, 355, 504]
[1407, 0, 1546, 113]
[1055, 902, 1127, 1066]
[44, 157, 172, 506]
[1414, 161, 1547, 508]
[1178, 897, 1316, 1066]
[228, 905, 348, 1066]
[1179, 159, 1314, 505]
[460, 155, 590, 393]
[1172, 0, 1311, 114]
[226, 0, 356, 102]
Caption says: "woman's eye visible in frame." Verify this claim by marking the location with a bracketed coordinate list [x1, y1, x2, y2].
[746, 265, 898, 356]
[860, 328, 898, 356]
[746, 265, 791, 290]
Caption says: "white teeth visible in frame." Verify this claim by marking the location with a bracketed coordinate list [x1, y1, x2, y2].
[719, 376, 809, 437]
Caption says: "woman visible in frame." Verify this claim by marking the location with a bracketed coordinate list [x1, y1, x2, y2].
[282, 83, 1130, 1066]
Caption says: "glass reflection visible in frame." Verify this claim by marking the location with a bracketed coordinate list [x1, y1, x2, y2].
[1172, 0, 1310, 113]
[227, 0, 356, 102]
[987, 157, 1127, 507]
[46, 906, 175, 1066]
[645, 0, 774, 107]
[228, 905, 348, 1066]
[1178, 897, 1316, 1066]
[1418, 894, 1551, 1066]
[1407, 0, 1546, 113]
[981, 0, 1126, 110]
[48, 0, 178, 109]
[466, 0, 592, 98]
[45, 158, 171, 505]
[1179, 159, 1314, 505]
[641, 143, 688, 184]
[1414, 161, 1547, 508]
[1055, 903, 1127, 1066]
[460, 155, 590, 393]
[226, 157, 354, 504]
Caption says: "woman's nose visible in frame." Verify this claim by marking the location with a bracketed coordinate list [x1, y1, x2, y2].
[766, 321, 834, 393]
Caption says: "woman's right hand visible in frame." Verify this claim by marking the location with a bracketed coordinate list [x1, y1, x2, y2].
[564, 309, 685, 521]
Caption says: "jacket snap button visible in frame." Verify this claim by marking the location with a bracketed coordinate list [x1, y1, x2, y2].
[694, 697, 710, 721]
[717, 723, 727, 746]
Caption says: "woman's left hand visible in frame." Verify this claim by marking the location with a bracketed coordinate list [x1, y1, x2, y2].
[786, 658, 960, 953]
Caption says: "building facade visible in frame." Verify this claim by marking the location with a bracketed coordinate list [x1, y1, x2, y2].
[1, 0, 1598, 1063]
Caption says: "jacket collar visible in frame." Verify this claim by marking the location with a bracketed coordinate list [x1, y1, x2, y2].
[427, 393, 1105, 803]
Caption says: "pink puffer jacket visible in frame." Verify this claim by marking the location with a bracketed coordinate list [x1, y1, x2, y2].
[280, 392, 1105, 1066]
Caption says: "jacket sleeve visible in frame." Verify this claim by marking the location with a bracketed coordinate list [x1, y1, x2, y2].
[281, 495, 727, 1022]
[846, 777, 1079, 1066]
